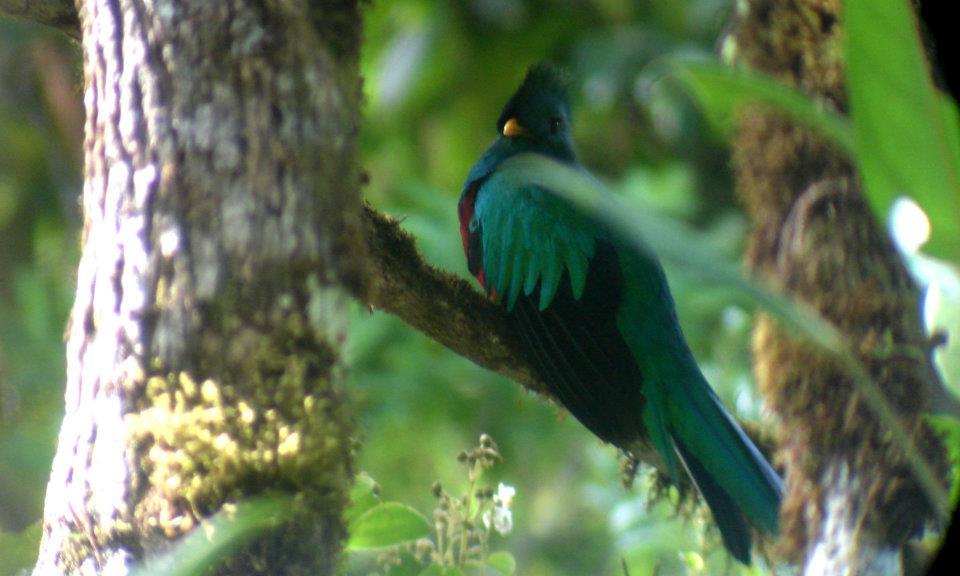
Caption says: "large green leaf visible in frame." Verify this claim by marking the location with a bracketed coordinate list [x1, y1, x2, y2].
[498, 155, 839, 350]
[668, 58, 855, 157]
[131, 494, 295, 576]
[485, 551, 517, 575]
[497, 153, 951, 519]
[347, 502, 432, 550]
[344, 472, 382, 525]
[846, 0, 960, 259]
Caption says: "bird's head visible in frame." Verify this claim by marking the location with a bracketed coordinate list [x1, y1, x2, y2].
[462, 63, 577, 191]
[494, 63, 576, 163]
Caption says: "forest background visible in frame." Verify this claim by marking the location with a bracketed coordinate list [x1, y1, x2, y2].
[2, 1, 958, 575]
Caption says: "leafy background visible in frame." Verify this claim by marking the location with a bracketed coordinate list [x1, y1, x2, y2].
[1, 1, 957, 575]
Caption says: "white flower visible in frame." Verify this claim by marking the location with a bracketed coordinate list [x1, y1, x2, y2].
[493, 483, 515, 508]
[482, 506, 513, 535]
[482, 483, 516, 535]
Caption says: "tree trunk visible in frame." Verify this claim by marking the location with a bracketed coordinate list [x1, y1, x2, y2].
[728, 0, 949, 573]
[32, 1, 364, 574]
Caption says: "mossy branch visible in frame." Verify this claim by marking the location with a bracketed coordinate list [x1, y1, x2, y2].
[359, 203, 543, 394]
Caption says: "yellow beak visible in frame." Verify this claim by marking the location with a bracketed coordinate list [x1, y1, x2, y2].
[502, 117, 527, 137]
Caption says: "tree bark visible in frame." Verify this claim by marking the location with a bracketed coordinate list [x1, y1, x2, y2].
[32, 1, 364, 574]
[727, 0, 949, 573]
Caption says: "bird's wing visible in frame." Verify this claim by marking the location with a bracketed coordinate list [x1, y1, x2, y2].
[512, 241, 648, 446]
[470, 174, 595, 310]
[467, 176, 647, 446]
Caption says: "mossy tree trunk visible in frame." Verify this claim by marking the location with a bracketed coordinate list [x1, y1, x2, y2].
[728, 0, 948, 573]
[31, 1, 365, 574]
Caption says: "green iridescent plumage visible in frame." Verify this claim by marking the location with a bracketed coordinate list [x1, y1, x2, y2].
[474, 178, 595, 309]
[458, 64, 783, 563]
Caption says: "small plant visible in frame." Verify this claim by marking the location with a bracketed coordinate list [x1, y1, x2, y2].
[427, 434, 514, 573]
[344, 434, 516, 576]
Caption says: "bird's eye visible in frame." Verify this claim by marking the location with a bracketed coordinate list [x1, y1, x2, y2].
[549, 117, 562, 134]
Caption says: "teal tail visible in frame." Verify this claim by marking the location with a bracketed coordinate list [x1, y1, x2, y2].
[666, 362, 783, 564]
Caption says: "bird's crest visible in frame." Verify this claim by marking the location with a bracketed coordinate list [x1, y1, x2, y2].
[518, 63, 570, 100]
[497, 63, 572, 133]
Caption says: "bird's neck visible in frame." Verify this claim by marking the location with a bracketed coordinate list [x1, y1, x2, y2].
[466, 137, 578, 189]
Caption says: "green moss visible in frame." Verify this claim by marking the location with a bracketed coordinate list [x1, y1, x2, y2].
[128, 313, 353, 545]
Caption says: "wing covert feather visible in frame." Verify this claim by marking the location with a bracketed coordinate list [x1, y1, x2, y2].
[473, 176, 595, 310]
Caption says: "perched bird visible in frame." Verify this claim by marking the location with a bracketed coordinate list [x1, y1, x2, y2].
[458, 64, 783, 563]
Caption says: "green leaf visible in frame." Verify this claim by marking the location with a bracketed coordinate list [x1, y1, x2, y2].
[846, 0, 960, 259]
[486, 551, 517, 575]
[131, 494, 295, 576]
[496, 153, 952, 519]
[347, 502, 432, 550]
[668, 58, 855, 157]
[498, 155, 839, 350]
[942, 96, 960, 182]
[344, 472, 382, 525]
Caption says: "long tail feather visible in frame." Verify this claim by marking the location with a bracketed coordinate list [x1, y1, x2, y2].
[675, 439, 752, 564]
[666, 361, 783, 542]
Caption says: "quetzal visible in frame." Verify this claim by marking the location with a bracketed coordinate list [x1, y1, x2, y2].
[458, 64, 783, 563]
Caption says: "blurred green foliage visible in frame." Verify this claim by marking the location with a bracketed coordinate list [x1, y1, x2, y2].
[3, 0, 957, 575]
[0, 18, 81, 576]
